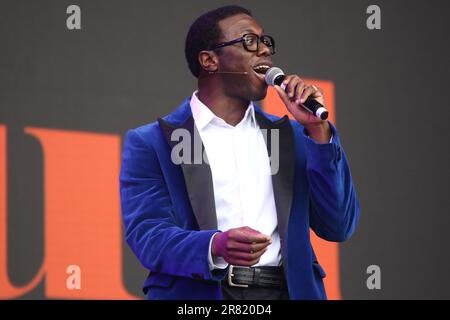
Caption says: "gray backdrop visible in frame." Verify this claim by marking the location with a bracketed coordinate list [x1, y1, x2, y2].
[1, 0, 449, 299]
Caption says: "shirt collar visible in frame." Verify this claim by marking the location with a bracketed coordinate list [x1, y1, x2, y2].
[190, 90, 257, 131]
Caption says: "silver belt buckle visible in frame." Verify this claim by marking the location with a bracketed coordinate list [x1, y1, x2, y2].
[227, 265, 249, 288]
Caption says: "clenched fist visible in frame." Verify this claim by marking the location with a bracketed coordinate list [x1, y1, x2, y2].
[211, 226, 272, 267]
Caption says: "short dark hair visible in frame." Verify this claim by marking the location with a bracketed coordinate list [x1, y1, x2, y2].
[185, 5, 252, 78]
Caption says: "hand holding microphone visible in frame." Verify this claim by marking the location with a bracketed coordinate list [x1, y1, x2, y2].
[265, 67, 329, 123]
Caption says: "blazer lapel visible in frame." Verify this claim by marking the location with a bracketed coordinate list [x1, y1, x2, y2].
[255, 111, 295, 256]
[158, 109, 218, 231]
[156, 100, 295, 244]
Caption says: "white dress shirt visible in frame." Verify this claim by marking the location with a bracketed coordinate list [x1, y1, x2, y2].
[190, 91, 282, 270]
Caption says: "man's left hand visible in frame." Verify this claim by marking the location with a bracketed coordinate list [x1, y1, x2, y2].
[273, 75, 332, 143]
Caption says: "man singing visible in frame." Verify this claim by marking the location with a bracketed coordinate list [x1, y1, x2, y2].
[120, 5, 360, 300]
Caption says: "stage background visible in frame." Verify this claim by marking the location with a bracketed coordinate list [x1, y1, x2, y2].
[1, 0, 449, 299]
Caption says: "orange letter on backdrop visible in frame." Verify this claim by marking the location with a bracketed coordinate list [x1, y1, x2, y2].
[0, 125, 46, 299]
[263, 80, 341, 300]
[0, 126, 136, 299]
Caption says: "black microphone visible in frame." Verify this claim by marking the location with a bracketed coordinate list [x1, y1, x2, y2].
[265, 67, 329, 120]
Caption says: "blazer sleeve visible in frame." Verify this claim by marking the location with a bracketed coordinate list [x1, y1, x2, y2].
[120, 128, 227, 281]
[302, 122, 360, 242]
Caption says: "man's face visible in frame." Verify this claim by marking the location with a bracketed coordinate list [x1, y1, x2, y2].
[215, 14, 273, 102]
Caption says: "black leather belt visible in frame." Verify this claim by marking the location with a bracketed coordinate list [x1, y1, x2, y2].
[222, 265, 287, 289]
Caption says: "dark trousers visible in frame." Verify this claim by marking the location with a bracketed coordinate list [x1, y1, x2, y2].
[221, 284, 290, 300]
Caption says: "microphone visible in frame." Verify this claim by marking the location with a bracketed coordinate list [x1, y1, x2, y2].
[265, 67, 329, 120]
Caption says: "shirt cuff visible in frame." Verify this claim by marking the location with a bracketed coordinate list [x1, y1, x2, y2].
[208, 232, 229, 271]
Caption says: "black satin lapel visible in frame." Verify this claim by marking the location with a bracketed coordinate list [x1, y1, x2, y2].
[255, 112, 295, 255]
[158, 117, 218, 230]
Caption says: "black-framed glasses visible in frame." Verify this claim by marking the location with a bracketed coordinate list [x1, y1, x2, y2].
[209, 33, 276, 55]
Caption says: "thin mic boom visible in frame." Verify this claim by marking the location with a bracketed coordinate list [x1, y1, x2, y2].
[208, 71, 249, 75]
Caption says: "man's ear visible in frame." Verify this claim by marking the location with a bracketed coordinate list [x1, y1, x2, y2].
[198, 50, 219, 74]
